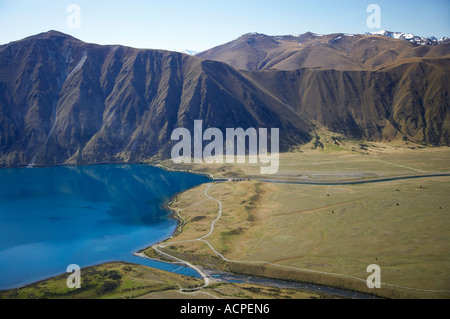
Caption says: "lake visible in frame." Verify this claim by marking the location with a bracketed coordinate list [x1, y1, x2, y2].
[0, 164, 210, 290]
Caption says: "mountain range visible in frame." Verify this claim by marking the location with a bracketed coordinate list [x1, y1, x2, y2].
[0, 30, 449, 167]
[364, 30, 449, 46]
[197, 31, 450, 70]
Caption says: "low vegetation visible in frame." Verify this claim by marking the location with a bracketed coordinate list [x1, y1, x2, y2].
[151, 147, 450, 299]
[0, 262, 201, 299]
[0, 262, 324, 299]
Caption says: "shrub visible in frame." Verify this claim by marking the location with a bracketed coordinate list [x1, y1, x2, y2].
[97, 280, 120, 295]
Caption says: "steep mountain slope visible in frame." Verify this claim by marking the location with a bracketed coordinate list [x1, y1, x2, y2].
[244, 59, 449, 144]
[198, 32, 450, 145]
[0, 31, 311, 167]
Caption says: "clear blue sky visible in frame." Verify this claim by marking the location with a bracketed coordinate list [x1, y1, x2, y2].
[0, 0, 449, 52]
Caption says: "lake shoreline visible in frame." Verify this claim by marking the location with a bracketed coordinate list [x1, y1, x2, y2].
[134, 163, 450, 299]
[135, 177, 382, 299]
[0, 164, 210, 291]
[1, 161, 425, 298]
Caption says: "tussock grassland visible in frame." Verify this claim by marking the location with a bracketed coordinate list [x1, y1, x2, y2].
[152, 147, 450, 299]
[158, 136, 450, 181]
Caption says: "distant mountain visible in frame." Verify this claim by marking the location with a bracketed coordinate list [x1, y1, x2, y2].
[197, 31, 450, 71]
[182, 49, 198, 56]
[364, 30, 450, 46]
[0, 31, 449, 168]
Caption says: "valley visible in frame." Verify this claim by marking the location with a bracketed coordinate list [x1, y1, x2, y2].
[0, 29, 449, 300]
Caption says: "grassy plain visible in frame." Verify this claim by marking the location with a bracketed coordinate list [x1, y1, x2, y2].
[150, 142, 450, 299]
[158, 133, 450, 181]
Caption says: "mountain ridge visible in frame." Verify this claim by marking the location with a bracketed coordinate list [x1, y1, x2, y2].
[364, 30, 450, 46]
[197, 31, 450, 71]
[0, 31, 448, 168]
[0, 31, 311, 167]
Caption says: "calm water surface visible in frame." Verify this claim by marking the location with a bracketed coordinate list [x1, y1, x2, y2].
[0, 164, 210, 290]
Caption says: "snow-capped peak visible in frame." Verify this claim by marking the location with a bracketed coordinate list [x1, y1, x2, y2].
[364, 30, 449, 46]
[182, 49, 198, 56]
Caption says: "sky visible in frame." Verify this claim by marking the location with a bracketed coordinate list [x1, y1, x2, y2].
[0, 0, 449, 52]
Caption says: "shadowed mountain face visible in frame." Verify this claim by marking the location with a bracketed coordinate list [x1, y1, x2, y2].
[245, 63, 450, 144]
[0, 31, 449, 167]
[0, 31, 311, 167]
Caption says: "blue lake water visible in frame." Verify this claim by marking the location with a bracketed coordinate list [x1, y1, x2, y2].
[0, 164, 210, 290]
